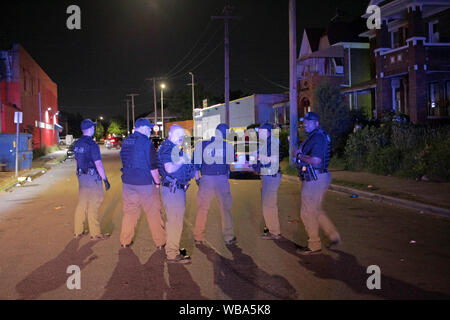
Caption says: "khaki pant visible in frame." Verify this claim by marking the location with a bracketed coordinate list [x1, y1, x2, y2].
[120, 183, 166, 247]
[300, 172, 340, 251]
[261, 173, 282, 235]
[161, 186, 186, 260]
[194, 175, 234, 242]
[74, 174, 104, 236]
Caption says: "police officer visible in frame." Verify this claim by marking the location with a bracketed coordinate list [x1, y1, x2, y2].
[119, 118, 166, 249]
[158, 125, 195, 264]
[295, 112, 341, 255]
[193, 123, 237, 246]
[73, 119, 110, 240]
[256, 123, 283, 240]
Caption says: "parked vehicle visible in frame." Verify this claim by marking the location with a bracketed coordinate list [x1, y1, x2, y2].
[66, 142, 75, 159]
[150, 136, 164, 150]
[230, 141, 259, 176]
[105, 136, 123, 149]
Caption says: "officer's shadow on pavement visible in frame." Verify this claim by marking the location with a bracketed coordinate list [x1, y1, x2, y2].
[196, 244, 298, 300]
[101, 248, 208, 300]
[273, 239, 450, 300]
[15, 238, 98, 300]
[101, 248, 168, 299]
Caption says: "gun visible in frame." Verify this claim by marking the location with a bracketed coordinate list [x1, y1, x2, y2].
[295, 153, 318, 182]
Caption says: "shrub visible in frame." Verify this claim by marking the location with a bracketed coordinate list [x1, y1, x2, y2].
[329, 155, 347, 170]
[278, 130, 290, 159]
[33, 147, 46, 160]
[367, 146, 402, 175]
[343, 127, 368, 170]
[313, 81, 352, 155]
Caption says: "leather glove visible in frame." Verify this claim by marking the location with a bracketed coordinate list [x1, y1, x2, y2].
[103, 179, 111, 191]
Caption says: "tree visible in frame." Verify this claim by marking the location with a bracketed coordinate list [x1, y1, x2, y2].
[94, 122, 105, 140]
[313, 81, 352, 154]
[107, 117, 126, 136]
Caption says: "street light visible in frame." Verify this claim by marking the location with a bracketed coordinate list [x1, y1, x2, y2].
[160, 83, 166, 138]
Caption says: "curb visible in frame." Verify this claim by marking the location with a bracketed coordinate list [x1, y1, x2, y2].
[282, 175, 450, 219]
[0, 168, 48, 192]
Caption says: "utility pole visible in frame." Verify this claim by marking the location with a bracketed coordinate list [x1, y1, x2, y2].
[124, 99, 130, 135]
[127, 94, 139, 129]
[160, 84, 166, 138]
[212, 3, 240, 126]
[145, 78, 158, 125]
[289, 0, 298, 165]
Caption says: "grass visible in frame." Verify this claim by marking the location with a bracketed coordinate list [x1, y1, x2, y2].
[331, 178, 446, 208]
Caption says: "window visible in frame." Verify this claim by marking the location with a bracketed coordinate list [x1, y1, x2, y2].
[428, 20, 439, 43]
[335, 58, 344, 74]
[392, 30, 401, 48]
[428, 82, 441, 116]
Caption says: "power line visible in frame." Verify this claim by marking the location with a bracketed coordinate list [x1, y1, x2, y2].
[163, 19, 213, 78]
[257, 73, 289, 90]
[165, 24, 223, 79]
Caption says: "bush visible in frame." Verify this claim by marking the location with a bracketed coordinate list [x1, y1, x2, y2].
[33, 147, 46, 160]
[367, 146, 402, 175]
[279, 130, 289, 159]
[32, 145, 59, 160]
[313, 81, 352, 155]
[329, 155, 347, 170]
[342, 119, 450, 181]
[343, 127, 368, 170]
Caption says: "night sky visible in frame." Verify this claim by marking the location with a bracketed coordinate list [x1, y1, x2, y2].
[1, 0, 369, 119]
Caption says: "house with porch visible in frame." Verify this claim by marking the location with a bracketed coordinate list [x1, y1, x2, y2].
[360, 0, 450, 123]
[296, 20, 374, 119]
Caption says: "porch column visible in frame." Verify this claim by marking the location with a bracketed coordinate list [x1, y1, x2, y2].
[407, 5, 427, 123]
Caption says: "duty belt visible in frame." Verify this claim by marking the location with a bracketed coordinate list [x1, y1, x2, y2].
[77, 168, 98, 176]
[162, 181, 190, 192]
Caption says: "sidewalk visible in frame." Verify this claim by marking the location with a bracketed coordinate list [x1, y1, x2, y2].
[329, 170, 450, 210]
[282, 168, 450, 218]
[0, 149, 67, 192]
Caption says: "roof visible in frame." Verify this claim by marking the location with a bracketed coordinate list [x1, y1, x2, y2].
[304, 28, 326, 52]
[299, 45, 344, 61]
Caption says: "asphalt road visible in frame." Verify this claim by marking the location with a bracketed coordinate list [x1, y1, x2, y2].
[0, 147, 449, 300]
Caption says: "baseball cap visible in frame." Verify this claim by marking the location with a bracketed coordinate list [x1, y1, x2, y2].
[135, 118, 154, 129]
[300, 112, 320, 122]
[81, 119, 97, 130]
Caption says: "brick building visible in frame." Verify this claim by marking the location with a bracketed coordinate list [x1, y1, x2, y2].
[0, 44, 59, 149]
[360, 0, 450, 123]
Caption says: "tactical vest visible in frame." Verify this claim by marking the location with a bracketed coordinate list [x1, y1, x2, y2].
[200, 138, 229, 176]
[260, 137, 282, 171]
[158, 140, 195, 185]
[74, 136, 96, 171]
[302, 128, 331, 170]
[120, 133, 151, 171]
